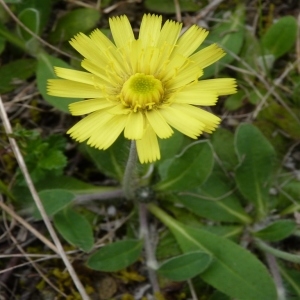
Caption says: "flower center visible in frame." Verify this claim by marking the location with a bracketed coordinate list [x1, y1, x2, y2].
[120, 73, 164, 112]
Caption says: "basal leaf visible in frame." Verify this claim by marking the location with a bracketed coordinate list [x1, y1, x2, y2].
[49, 8, 100, 43]
[36, 53, 82, 113]
[158, 251, 212, 281]
[176, 171, 251, 224]
[254, 220, 296, 242]
[211, 128, 238, 171]
[261, 16, 297, 59]
[34, 189, 74, 220]
[156, 141, 214, 192]
[149, 204, 277, 300]
[54, 207, 94, 252]
[17, 8, 39, 41]
[258, 102, 300, 140]
[0, 59, 36, 93]
[87, 239, 143, 272]
[234, 124, 276, 218]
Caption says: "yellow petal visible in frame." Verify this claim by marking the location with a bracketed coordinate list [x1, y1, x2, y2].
[190, 44, 225, 69]
[167, 62, 203, 90]
[172, 25, 208, 57]
[47, 79, 102, 98]
[109, 15, 135, 48]
[136, 125, 160, 163]
[67, 110, 112, 142]
[81, 59, 118, 87]
[124, 112, 144, 139]
[197, 78, 238, 95]
[69, 33, 109, 65]
[159, 105, 204, 139]
[69, 98, 114, 116]
[54, 67, 104, 86]
[89, 29, 124, 74]
[87, 115, 127, 149]
[173, 83, 218, 105]
[157, 19, 182, 48]
[145, 110, 173, 139]
[171, 103, 220, 133]
[139, 14, 162, 47]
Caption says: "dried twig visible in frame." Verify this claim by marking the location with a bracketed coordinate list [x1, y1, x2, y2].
[0, 95, 90, 300]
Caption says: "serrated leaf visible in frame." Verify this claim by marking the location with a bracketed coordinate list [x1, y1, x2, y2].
[156, 141, 214, 192]
[202, 5, 244, 79]
[54, 207, 94, 252]
[36, 53, 82, 113]
[81, 135, 129, 181]
[235, 124, 276, 218]
[261, 16, 297, 59]
[0, 59, 36, 93]
[254, 220, 296, 242]
[158, 251, 212, 281]
[39, 150, 67, 170]
[149, 204, 277, 300]
[87, 239, 143, 272]
[49, 8, 100, 43]
[34, 189, 75, 220]
[144, 0, 200, 13]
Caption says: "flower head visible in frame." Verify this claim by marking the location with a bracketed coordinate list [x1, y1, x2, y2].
[48, 14, 237, 163]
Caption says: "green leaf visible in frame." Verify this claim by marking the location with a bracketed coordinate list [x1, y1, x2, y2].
[157, 130, 186, 163]
[0, 35, 5, 54]
[224, 90, 246, 111]
[34, 189, 75, 220]
[211, 128, 238, 171]
[87, 239, 143, 272]
[176, 171, 251, 224]
[156, 141, 214, 192]
[49, 8, 100, 43]
[158, 251, 212, 281]
[144, 0, 200, 13]
[0, 59, 36, 93]
[36, 53, 82, 113]
[81, 135, 129, 181]
[15, 0, 51, 34]
[36, 175, 117, 194]
[17, 8, 40, 41]
[261, 16, 297, 59]
[280, 266, 300, 297]
[258, 102, 300, 140]
[254, 220, 296, 242]
[202, 5, 244, 79]
[235, 124, 276, 218]
[149, 204, 277, 300]
[54, 207, 94, 252]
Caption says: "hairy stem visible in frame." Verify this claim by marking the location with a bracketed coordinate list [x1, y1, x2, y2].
[139, 203, 160, 294]
[122, 141, 138, 201]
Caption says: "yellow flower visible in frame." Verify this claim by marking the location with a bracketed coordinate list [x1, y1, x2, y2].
[47, 14, 237, 163]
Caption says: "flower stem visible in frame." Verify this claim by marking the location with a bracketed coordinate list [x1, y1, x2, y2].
[122, 142, 160, 295]
[122, 141, 138, 201]
[139, 203, 160, 294]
